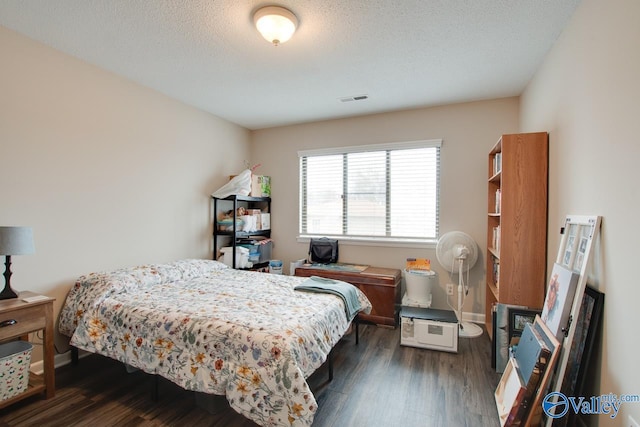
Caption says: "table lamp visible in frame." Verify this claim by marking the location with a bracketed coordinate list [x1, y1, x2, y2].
[0, 226, 35, 300]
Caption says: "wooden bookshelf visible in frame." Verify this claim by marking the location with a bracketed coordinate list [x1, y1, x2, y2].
[485, 132, 548, 340]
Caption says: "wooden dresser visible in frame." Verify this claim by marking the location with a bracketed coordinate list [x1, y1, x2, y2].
[294, 264, 401, 327]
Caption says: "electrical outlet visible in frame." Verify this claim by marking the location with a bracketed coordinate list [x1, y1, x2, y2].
[446, 283, 454, 295]
[629, 415, 640, 427]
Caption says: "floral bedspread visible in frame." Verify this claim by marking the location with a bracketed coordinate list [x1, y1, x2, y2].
[58, 259, 371, 427]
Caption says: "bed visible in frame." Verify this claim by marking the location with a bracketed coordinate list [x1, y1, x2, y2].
[58, 259, 371, 427]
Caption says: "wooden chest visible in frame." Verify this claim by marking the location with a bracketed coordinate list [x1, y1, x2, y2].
[294, 264, 401, 327]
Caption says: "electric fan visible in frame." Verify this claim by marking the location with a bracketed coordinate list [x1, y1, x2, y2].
[436, 231, 483, 338]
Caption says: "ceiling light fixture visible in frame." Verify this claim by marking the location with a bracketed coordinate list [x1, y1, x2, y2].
[253, 6, 298, 46]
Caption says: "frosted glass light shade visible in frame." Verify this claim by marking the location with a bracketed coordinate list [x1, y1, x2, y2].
[254, 6, 298, 46]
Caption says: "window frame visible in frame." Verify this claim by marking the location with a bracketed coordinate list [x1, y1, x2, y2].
[298, 139, 442, 247]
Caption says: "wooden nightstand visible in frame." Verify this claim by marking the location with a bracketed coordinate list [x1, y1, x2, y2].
[294, 264, 401, 327]
[0, 291, 55, 409]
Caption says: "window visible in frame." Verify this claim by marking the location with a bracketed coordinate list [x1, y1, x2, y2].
[299, 139, 441, 243]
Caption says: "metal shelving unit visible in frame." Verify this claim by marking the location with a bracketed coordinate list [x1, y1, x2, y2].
[212, 195, 271, 269]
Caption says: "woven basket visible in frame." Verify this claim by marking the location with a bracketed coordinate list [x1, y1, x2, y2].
[0, 341, 33, 401]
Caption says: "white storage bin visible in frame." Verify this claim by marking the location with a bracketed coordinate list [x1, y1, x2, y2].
[269, 260, 283, 274]
[400, 307, 458, 353]
[0, 341, 33, 401]
[260, 213, 271, 230]
[220, 246, 250, 268]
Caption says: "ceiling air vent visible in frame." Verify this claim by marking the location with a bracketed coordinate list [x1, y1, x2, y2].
[339, 94, 369, 103]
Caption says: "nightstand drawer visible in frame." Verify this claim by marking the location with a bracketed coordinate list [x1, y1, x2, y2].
[0, 305, 47, 340]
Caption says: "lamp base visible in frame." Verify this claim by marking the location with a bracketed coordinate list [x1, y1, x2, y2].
[0, 286, 18, 300]
[1, 255, 18, 300]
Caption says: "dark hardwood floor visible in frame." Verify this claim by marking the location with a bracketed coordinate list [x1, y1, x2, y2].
[0, 325, 501, 427]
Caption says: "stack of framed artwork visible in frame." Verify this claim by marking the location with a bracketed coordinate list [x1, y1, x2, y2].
[492, 304, 541, 374]
[494, 215, 603, 426]
[544, 216, 602, 426]
[495, 316, 560, 426]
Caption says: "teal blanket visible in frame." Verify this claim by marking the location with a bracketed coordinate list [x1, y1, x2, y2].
[294, 276, 362, 322]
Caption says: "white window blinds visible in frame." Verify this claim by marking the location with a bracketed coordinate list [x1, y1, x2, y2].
[299, 139, 441, 242]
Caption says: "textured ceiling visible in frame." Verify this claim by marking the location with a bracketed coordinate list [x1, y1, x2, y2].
[0, 0, 581, 130]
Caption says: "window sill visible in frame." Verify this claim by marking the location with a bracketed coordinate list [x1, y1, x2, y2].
[297, 235, 437, 249]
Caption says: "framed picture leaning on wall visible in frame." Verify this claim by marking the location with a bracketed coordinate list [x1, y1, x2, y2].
[508, 307, 542, 348]
[541, 263, 580, 341]
[554, 285, 605, 427]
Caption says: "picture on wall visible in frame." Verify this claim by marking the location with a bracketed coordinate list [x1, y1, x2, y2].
[541, 263, 580, 341]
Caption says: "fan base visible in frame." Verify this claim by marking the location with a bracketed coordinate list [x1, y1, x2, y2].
[458, 321, 483, 338]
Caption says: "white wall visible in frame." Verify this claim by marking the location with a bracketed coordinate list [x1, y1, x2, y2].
[520, 0, 640, 424]
[0, 26, 250, 354]
[251, 98, 520, 317]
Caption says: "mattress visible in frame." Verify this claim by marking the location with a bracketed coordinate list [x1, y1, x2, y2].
[58, 259, 371, 426]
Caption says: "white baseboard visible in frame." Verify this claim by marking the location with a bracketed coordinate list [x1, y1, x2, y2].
[30, 350, 88, 375]
[462, 311, 485, 325]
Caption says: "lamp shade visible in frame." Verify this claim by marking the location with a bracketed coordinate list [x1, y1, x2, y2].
[0, 227, 35, 255]
[253, 6, 298, 46]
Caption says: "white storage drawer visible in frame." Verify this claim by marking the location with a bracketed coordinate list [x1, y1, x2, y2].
[400, 307, 458, 353]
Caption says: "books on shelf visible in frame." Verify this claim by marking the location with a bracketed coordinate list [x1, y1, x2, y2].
[493, 152, 502, 176]
[492, 257, 500, 289]
[495, 189, 501, 213]
[492, 225, 501, 254]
